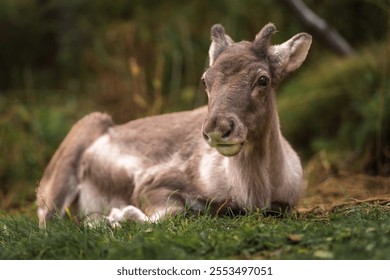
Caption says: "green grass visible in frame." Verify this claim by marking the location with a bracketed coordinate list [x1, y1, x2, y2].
[1, 202, 389, 260]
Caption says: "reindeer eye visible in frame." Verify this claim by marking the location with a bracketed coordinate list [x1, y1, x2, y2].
[257, 75, 269, 87]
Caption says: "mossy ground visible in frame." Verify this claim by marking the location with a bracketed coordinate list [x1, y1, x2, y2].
[1, 200, 389, 260]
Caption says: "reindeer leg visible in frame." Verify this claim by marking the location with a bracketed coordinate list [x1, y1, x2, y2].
[105, 206, 148, 227]
[36, 112, 114, 228]
[105, 171, 188, 226]
[105, 204, 183, 227]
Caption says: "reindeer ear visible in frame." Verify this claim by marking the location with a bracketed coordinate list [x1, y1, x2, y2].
[209, 24, 234, 66]
[269, 33, 312, 81]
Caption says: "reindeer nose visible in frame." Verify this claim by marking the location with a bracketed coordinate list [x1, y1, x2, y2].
[203, 117, 236, 146]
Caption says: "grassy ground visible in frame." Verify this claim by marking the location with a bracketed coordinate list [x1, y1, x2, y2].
[0, 41, 388, 260]
[0, 201, 389, 260]
[1, 156, 389, 260]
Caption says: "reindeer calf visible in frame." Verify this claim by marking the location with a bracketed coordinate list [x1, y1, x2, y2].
[36, 23, 311, 227]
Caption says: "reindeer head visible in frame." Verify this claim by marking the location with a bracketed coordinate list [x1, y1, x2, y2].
[202, 23, 312, 156]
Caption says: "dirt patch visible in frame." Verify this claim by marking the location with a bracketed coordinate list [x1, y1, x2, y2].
[298, 155, 390, 212]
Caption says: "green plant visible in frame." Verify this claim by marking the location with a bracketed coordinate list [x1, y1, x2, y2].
[1, 202, 389, 259]
[278, 43, 390, 174]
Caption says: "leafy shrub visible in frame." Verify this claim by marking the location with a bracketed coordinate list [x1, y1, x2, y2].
[278, 43, 390, 174]
[0, 92, 90, 208]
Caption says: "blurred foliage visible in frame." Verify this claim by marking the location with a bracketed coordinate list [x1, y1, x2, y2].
[0, 0, 388, 209]
[279, 43, 390, 175]
[0, 92, 93, 208]
[295, 0, 388, 46]
[1, 0, 387, 119]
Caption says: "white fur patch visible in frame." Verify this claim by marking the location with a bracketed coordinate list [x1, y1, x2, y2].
[224, 159, 258, 208]
[78, 181, 127, 216]
[198, 151, 230, 200]
[198, 149, 268, 209]
[105, 205, 177, 227]
[209, 41, 217, 66]
[87, 134, 144, 174]
[77, 134, 145, 216]
[37, 207, 48, 228]
[272, 144, 303, 206]
[106, 206, 148, 227]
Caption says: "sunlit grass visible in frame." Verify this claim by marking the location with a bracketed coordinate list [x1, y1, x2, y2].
[1, 202, 389, 260]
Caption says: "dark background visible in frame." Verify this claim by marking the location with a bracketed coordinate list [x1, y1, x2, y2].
[0, 0, 389, 210]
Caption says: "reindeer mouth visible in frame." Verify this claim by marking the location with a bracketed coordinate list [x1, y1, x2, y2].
[215, 143, 243, 157]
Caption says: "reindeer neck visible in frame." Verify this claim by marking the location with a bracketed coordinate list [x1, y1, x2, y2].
[225, 109, 284, 209]
[241, 103, 283, 162]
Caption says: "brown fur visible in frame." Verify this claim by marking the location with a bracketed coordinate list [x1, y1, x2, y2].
[36, 23, 312, 227]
